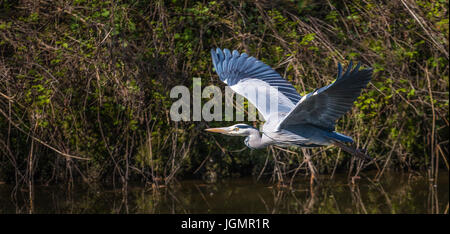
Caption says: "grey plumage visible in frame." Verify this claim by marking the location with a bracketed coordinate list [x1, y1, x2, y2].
[207, 48, 372, 158]
[211, 48, 300, 120]
[211, 48, 301, 104]
[278, 61, 372, 131]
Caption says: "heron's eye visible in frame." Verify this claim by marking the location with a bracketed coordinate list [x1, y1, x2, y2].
[234, 128, 239, 132]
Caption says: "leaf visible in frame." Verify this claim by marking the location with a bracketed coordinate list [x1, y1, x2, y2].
[101, 9, 110, 17]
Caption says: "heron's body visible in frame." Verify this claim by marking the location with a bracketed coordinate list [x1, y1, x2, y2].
[240, 122, 353, 150]
[205, 48, 372, 159]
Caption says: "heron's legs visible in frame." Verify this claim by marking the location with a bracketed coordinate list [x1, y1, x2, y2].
[332, 141, 373, 161]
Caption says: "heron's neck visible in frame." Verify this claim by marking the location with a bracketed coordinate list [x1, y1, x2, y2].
[245, 129, 268, 149]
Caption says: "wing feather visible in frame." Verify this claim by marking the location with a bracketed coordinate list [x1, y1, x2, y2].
[211, 48, 302, 120]
[278, 62, 372, 131]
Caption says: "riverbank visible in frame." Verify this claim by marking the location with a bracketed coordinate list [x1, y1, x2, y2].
[0, 0, 448, 185]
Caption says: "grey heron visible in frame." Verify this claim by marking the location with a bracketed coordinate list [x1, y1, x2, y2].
[206, 48, 372, 164]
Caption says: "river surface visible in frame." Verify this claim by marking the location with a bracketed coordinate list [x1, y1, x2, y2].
[0, 171, 448, 214]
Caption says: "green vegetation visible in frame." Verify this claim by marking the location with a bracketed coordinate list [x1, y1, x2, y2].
[0, 0, 448, 186]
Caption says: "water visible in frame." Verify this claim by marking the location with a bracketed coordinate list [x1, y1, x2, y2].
[0, 171, 448, 214]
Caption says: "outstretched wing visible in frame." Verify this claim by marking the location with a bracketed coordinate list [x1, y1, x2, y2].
[277, 62, 373, 131]
[211, 48, 301, 120]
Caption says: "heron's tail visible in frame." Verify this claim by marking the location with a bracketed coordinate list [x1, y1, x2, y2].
[332, 141, 373, 161]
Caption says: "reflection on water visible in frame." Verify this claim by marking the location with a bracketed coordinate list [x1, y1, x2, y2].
[0, 171, 448, 214]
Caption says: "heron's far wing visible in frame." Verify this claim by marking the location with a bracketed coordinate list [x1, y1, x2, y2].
[277, 62, 373, 131]
[211, 48, 301, 120]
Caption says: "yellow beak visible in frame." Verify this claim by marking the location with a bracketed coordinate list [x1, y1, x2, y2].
[204, 127, 230, 133]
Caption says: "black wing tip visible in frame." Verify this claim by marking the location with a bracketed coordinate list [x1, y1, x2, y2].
[211, 48, 221, 53]
[210, 49, 217, 58]
[211, 48, 227, 55]
[337, 61, 374, 78]
[212, 48, 242, 57]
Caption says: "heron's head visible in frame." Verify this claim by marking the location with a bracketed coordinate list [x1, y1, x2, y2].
[205, 124, 256, 136]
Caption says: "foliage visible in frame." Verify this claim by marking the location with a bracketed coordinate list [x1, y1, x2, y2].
[0, 0, 448, 186]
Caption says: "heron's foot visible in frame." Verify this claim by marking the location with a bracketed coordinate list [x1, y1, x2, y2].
[333, 141, 373, 162]
[358, 148, 367, 155]
[354, 148, 373, 162]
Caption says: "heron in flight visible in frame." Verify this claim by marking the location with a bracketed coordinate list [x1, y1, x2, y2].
[205, 48, 372, 162]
